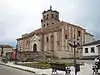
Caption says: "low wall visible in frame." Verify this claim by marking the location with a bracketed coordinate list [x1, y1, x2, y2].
[18, 51, 46, 62]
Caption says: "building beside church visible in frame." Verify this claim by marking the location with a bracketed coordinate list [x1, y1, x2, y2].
[0, 44, 13, 57]
[17, 6, 94, 59]
[85, 32, 95, 44]
[82, 40, 100, 58]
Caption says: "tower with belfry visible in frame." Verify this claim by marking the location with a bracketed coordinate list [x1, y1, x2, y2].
[17, 5, 94, 59]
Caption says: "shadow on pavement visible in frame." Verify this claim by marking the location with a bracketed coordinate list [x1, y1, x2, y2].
[51, 73, 66, 75]
[98, 73, 100, 75]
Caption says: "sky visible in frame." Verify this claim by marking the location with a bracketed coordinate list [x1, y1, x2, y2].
[0, 0, 100, 47]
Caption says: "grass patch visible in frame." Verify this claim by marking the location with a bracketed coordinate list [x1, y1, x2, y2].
[65, 62, 74, 66]
[22, 62, 51, 69]
[19, 62, 74, 69]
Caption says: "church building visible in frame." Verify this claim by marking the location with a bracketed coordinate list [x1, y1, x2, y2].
[17, 6, 93, 58]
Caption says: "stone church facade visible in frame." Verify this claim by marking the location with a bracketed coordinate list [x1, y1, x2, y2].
[17, 6, 91, 58]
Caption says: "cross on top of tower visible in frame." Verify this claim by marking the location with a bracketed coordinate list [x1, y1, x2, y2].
[50, 5, 52, 10]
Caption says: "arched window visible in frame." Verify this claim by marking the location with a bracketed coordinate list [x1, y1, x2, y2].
[47, 14, 49, 19]
[56, 15, 58, 17]
[51, 14, 54, 18]
[44, 24, 45, 27]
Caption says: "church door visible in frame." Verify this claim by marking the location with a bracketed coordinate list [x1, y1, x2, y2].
[33, 44, 37, 52]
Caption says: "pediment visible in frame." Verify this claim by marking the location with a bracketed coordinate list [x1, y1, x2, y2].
[31, 34, 40, 41]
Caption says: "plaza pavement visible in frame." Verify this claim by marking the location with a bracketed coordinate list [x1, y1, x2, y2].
[0, 61, 96, 75]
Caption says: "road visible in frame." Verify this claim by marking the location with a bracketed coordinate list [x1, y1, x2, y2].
[0, 65, 36, 75]
[0, 57, 97, 75]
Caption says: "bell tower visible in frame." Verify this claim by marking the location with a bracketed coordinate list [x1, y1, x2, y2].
[41, 5, 60, 31]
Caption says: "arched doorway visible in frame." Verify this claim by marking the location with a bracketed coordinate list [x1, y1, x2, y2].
[33, 44, 37, 52]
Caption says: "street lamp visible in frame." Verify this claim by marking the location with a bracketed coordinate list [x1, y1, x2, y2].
[15, 44, 18, 64]
[69, 38, 80, 75]
[1, 47, 4, 57]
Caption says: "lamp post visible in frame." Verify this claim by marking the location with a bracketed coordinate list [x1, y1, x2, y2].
[69, 38, 80, 75]
[15, 44, 18, 64]
[1, 47, 4, 57]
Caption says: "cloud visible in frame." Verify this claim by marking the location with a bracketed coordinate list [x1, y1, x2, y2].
[0, 0, 100, 46]
[50, 0, 100, 39]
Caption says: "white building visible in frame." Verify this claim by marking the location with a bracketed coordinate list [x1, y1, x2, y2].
[85, 32, 95, 44]
[0, 44, 13, 57]
[82, 40, 100, 57]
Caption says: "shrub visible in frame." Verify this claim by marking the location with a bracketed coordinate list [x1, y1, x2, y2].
[21, 62, 74, 69]
[64, 62, 74, 66]
[22, 62, 50, 69]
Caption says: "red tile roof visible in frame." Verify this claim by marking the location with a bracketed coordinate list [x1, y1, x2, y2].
[17, 28, 42, 40]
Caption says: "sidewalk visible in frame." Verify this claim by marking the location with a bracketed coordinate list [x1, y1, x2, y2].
[0, 62, 93, 75]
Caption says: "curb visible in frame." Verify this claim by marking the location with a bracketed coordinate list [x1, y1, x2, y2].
[0, 63, 35, 74]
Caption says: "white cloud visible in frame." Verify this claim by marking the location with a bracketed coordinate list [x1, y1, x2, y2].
[0, 0, 100, 46]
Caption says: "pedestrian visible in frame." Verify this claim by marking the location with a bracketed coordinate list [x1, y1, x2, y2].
[12, 50, 17, 63]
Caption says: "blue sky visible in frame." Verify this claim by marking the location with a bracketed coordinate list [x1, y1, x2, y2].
[0, 0, 100, 47]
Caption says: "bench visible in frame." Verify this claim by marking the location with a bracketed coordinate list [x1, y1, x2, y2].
[50, 63, 71, 74]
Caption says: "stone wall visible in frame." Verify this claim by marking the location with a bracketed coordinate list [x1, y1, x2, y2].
[17, 51, 46, 62]
[6, 51, 55, 62]
[6, 52, 12, 61]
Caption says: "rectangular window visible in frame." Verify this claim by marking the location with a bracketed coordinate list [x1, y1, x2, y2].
[57, 41, 59, 46]
[65, 34, 67, 39]
[47, 37, 48, 42]
[85, 48, 88, 53]
[91, 47, 95, 53]
[78, 31, 81, 37]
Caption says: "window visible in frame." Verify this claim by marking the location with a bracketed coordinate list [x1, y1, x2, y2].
[56, 15, 58, 17]
[65, 34, 67, 39]
[44, 24, 45, 27]
[57, 41, 59, 46]
[26, 40, 29, 45]
[78, 31, 81, 37]
[47, 14, 49, 16]
[46, 17, 48, 19]
[47, 37, 48, 42]
[51, 35, 53, 37]
[85, 48, 88, 53]
[47, 23, 49, 26]
[91, 47, 95, 53]
[51, 14, 54, 18]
